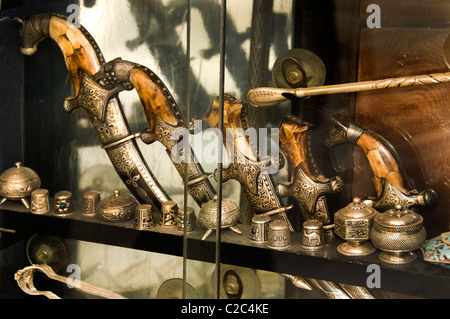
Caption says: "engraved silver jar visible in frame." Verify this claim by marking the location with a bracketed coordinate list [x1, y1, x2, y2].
[96, 189, 138, 222]
[334, 197, 378, 256]
[0, 162, 41, 209]
[198, 195, 242, 240]
[370, 204, 426, 264]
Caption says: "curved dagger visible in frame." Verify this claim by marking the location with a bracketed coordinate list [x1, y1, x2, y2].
[18, 14, 171, 208]
[90, 58, 216, 205]
[203, 94, 293, 230]
[326, 113, 437, 211]
[277, 115, 343, 225]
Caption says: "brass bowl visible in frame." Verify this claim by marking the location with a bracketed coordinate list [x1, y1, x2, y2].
[96, 189, 137, 222]
[370, 205, 426, 264]
[0, 162, 41, 209]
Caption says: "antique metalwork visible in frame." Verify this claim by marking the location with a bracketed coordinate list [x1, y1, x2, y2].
[53, 191, 73, 217]
[203, 94, 293, 230]
[159, 201, 178, 228]
[281, 274, 312, 290]
[95, 58, 216, 206]
[421, 232, 450, 269]
[30, 189, 50, 215]
[18, 14, 173, 209]
[300, 219, 325, 250]
[15, 264, 126, 299]
[176, 206, 196, 232]
[26, 234, 67, 273]
[370, 204, 426, 264]
[96, 189, 137, 222]
[198, 195, 242, 240]
[268, 219, 291, 249]
[134, 204, 154, 230]
[271, 48, 326, 89]
[277, 115, 343, 226]
[82, 190, 101, 216]
[250, 214, 271, 243]
[0, 162, 41, 209]
[247, 70, 450, 107]
[326, 113, 437, 212]
[334, 197, 378, 256]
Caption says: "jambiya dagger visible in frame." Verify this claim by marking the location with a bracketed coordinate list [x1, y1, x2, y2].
[17, 14, 216, 208]
[277, 115, 343, 227]
[203, 94, 294, 230]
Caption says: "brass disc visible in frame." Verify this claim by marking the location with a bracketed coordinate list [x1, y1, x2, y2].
[272, 48, 326, 89]
[26, 234, 67, 273]
[156, 278, 199, 299]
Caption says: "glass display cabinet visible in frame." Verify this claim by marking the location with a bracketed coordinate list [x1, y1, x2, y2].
[0, 0, 448, 301]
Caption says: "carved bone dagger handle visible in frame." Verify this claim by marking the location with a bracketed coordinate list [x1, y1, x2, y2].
[277, 115, 343, 224]
[325, 114, 437, 210]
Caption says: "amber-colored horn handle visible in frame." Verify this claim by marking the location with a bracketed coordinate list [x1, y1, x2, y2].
[278, 115, 342, 224]
[247, 72, 450, 107]
[19, 14, 104, 97]
[203, 94, 293, 230]
[326, 114, 437, 209]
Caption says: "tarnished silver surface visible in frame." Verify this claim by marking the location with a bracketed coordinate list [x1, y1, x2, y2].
[300, 219, 324, 250]
[53, 191, 73, 217]
[30, 189, 50, 215]
[134, 204, 154, 230]
[370, 205, 426, 264]
[334, 197, 378, 256]
[177, 206, 196, 232]
[268, 219, 291, 249]
[96, 189, 137, 222]
[249, 214, 271, 243]
[159, 201, 178, 228]
[0, 162, 41, 209]
[199, 196, 242, 240]
[278, 165, 342, 224]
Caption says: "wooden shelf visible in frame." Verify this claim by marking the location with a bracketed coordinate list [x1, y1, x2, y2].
[0, 200, 449, 299]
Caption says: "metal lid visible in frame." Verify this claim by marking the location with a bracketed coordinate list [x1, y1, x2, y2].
[54, 190, 72, 200]
[302, 219, 323, 230]
[251, 214, 271, 224]
[200, 195, 239, 215]
[98, 189, 136, 209]
[269, 219, 289, 231]
[83, 190, 100, 199]
[0, 162, 41, 198]
[374, 205, 423, 233]
[335, 197, 378, 220]
[0, 162, 40, 183]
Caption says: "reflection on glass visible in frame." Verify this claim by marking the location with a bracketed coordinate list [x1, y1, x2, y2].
[33, 0, 294, 299]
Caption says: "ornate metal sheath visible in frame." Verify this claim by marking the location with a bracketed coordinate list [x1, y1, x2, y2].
[277, 115, 343, 225]
[203, 94, 293, 230]
[99, 58, 216, 205]
[19, 14, 215, 208]
[326, 113, 437, 211]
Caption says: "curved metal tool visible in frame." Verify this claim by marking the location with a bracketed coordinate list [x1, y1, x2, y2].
[14, 264, 126, 299]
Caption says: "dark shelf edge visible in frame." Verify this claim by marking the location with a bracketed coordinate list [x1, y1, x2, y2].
[1, 206, 449, 298]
